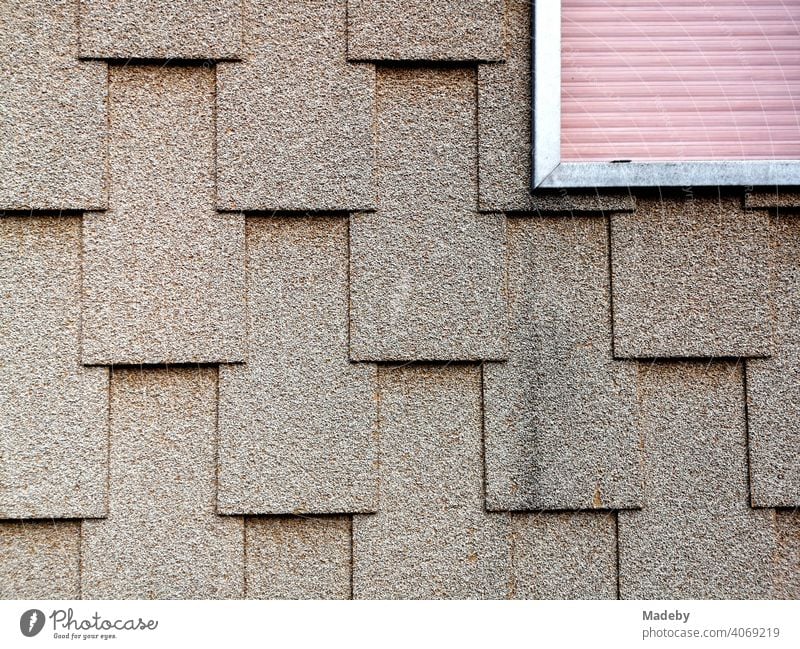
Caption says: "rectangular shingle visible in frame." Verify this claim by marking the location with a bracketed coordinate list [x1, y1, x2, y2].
[611, 193, 772, 358]
[746, 216, 800, 507]
[477, 0, 634, 213]
[748, 352, 800, 507]
[79, 0, 242, 59]
[0, 0, 105, 210]
[246, 516, 351, 599]
[0, 216, 108, 519]
[484, 217, 641, 511]
[82, 65, 245, 365]
[0, 521, 80, 599]
[347, 0, 504, 62]
[353, 365, 510, 599]
[216, 0, 374, 211]
[81, 367, 244, 599]
[350, 67, 508, 361]
[510, 513, 617, 600]
[218, 217, 378, 514]
[745, 188, 800, 209]
[618, 361, 777, 599]
[775, 510, 800, 599]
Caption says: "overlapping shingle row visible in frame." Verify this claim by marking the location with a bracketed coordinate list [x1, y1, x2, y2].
[1, 0, 798, 599]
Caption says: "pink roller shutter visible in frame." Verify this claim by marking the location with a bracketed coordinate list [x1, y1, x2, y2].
[561, 0, 800, 161]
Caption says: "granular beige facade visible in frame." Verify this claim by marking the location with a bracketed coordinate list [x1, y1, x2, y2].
[0, 0, 798, 599]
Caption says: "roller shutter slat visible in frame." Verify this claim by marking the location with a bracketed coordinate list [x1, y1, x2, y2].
[561, 0, 800, 161]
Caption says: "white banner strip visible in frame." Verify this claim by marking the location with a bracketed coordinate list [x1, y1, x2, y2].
[1, 600, 797, 649]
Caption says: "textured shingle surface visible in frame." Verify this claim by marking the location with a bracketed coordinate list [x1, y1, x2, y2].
[484, 217, 641, 511]
[0, 0, 106, 210]
[0, 216, 108, 519]
[476, 0, 634, 213]
[81, 368, 244, 599]
[246, 516, 351, 599]
[0, 521, 81, 599]
[79, 0, 242, 60]
[350, 67, 508, 361]
[618, 362, 777, 599]
[216, 0, 374, 211]
[82, 65, 245, 365]
[611, 193, 772, 358]
[347, 0, 504, 62]
[218, 217, 378, 514]
[776, 511, 800, 599]
[353, 365, 510, 599]
[745, 188, 800, 209]
[2, 1, 798, 602]
[747, 216, 800, 507]
[510, 513, 617, 600]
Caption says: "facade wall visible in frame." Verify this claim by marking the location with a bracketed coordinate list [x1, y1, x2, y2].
[1, 0, 798, 599]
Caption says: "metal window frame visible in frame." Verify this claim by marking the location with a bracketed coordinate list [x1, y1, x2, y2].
[532, 0, 800, 189]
